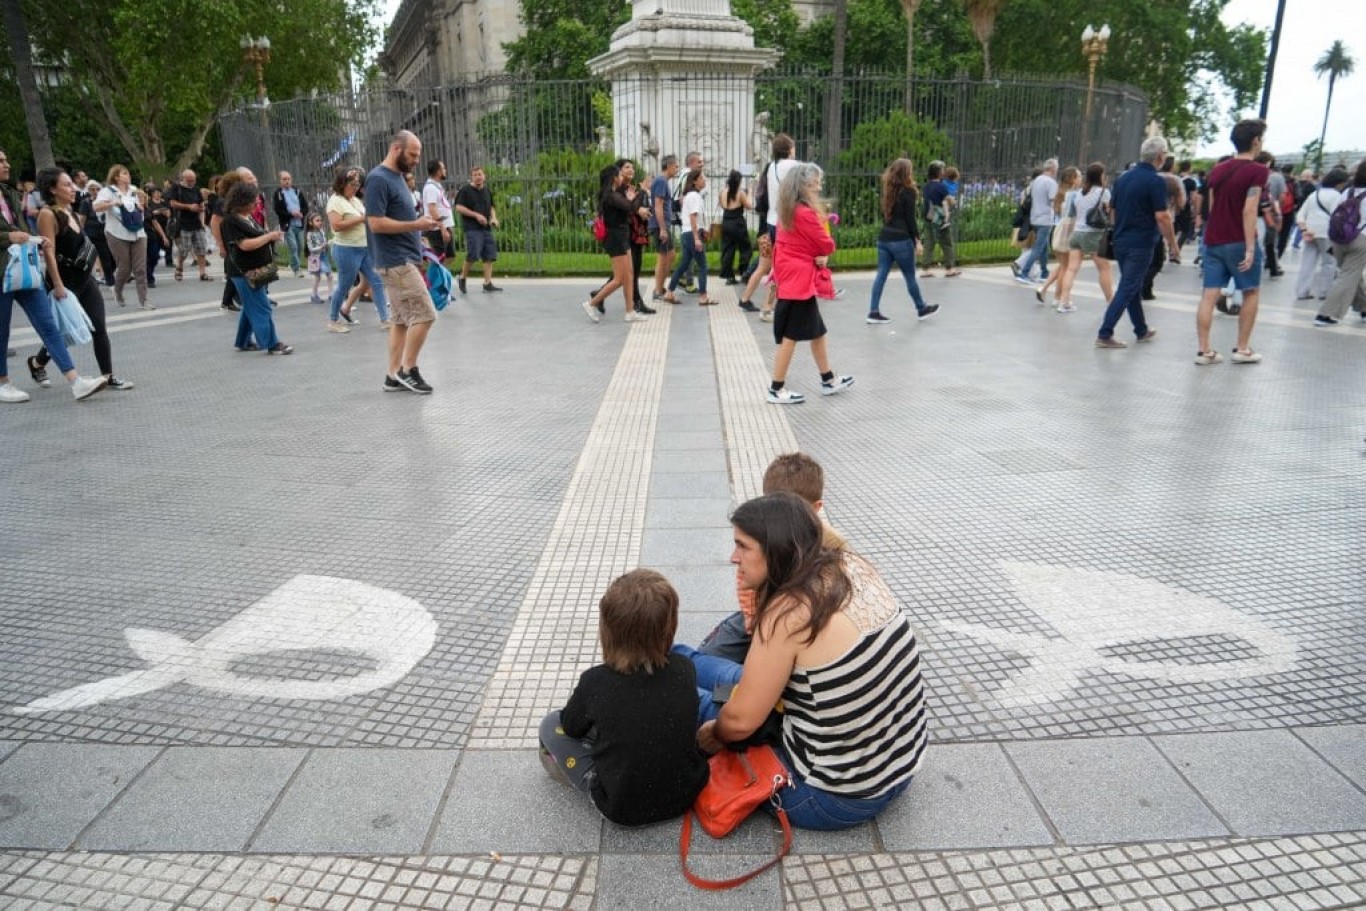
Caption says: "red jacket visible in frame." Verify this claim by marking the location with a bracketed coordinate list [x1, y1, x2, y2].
[772, 203, 836, 300]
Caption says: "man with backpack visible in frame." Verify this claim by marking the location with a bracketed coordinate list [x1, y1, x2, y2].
[1316, 160, 1366, 326]
[1193, 119, 1271, 365]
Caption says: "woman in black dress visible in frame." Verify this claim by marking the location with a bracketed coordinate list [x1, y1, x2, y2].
[718, 169, 753, 283]
[581, 164, 651, 324]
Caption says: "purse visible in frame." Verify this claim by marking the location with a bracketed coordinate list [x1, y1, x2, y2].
[243, 262, 279, 289]
[52, 289, 93, 346]
[680, 744, 793, 890]
[3, 241, 44, 292]
[591, 214, 607, 243]
[1097, 227, 1116, 260]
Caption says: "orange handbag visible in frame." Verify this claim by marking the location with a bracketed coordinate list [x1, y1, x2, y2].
[680, 744, 793, 890]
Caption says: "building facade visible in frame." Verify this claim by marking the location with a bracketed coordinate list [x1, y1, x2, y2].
[379, 0, 522, 88]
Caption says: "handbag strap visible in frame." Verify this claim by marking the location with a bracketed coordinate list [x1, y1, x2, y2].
[679, 786, 793, 891]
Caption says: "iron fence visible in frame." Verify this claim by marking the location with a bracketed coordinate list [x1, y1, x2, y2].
[219, 70, 1148, 273]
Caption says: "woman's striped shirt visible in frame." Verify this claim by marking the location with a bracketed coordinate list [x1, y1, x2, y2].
[780, 553, 929, 798]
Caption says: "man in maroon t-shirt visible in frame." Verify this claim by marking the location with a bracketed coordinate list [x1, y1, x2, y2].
[1195, 119, 1270, 366]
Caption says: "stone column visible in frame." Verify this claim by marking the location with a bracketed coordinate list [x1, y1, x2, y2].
[588, 0, 779, 181]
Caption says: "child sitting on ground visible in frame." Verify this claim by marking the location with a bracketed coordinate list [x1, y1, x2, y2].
[539, 570, 710, 827]
[305, 213, 333, 304]
[694, 452, 846, 665]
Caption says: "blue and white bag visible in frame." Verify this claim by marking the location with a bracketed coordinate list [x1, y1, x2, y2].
[51, 290, 94, 346]
[3, 240, 44, 293]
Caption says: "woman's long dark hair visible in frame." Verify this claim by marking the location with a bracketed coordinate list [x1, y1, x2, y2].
[597, 164, 620, 215]
[36, 167, 66, 205]
[1083, 162, 1106, 193]
[880, 158, 915, 224]
[724, 169, 742, 204]
[731, 493, 849, 644]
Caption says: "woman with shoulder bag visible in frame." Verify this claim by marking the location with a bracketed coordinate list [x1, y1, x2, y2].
[1055, 163, 1115, 314]
[93, 165, 151, 310]
[28, 167, 134, 390]
[220, 181, 292, 355]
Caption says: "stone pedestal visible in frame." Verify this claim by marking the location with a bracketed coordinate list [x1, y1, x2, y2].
[588, 0, 779, 179]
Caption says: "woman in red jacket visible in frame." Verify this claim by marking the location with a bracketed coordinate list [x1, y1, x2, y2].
[768, 162, 853, 404]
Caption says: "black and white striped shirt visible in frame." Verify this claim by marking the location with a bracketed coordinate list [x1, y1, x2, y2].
[780, 554, 929, 798]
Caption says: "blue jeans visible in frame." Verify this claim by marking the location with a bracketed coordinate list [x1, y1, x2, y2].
[668, 232, 708, 295]
[1020, 225, 1054, 278]
[283, 224, 305, 272]
[1098, 243, 1152, 340]
[329, 244, 390, 322]
[675, 642, 915, 831]
[2, 288, 75, 376]
[231, 276, 279, 350]
[869, 238, 928, 314]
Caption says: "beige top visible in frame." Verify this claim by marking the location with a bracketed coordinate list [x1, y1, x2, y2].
[326, 194, 367, 247]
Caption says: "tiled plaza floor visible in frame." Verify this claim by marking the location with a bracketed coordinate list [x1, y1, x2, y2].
[1, 250, 1363, 909]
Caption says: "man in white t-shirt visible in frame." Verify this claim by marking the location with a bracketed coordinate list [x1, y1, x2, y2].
[422, 159, 455, 261]
[1016, 158, 1059, 284]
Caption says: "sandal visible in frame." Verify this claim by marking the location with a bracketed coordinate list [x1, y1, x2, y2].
[199, 274, 213, 281]
[174, 270, 183, 281]
[945, 269, 963, 277]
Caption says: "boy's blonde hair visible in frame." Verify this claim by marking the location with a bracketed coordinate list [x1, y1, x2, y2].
[599, 569, 678, 674]
[762, 452, 824, 506]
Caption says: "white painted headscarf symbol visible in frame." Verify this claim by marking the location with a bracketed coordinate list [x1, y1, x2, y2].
[9, 575, 438, 715]
[939, 562, 1298, 708]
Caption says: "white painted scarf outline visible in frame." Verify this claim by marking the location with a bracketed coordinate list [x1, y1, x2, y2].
[938, 562, 1298, 708]
[9, 575, 438, 715]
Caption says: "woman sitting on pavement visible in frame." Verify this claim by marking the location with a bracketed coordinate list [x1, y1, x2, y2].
[674, 492, 929, 831]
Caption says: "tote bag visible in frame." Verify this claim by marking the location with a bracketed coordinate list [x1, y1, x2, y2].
[3, 241, 44, 293]
[52, 290, 94, 346]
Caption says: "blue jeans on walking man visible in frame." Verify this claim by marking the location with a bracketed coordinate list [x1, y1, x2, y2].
[1097, 243, 1153, 340]
[1019, 225, 1054, 279]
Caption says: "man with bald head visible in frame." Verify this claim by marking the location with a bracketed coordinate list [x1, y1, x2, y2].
[168, 168, 211, 281]
[366, 131, 443, 394]
[272, 170, 309, 276]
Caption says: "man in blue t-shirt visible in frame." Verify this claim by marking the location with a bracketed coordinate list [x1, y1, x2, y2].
[648, 154, 680, 301]
[1095, 137, 1181, 348]
[365, 130, 443, 395]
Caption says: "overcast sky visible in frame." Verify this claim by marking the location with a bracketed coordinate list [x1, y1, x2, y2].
[372, 0, 1362, 161]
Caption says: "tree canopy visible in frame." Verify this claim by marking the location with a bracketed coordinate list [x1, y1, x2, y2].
[502, 0, 630, 79]
[15, 0, 376, 177]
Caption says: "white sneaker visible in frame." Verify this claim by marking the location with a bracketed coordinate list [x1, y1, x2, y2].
[328, 321, 350, 333]
[820, 375, 855, 396]
[581, 300, 601, 324]
[624, 311, 648, 322]
[71, 375, 108, 401]
[1056, 301, 1077, 313]
[759, 310, 774, 323]
[0, 382, 30, 403]
[767, 387, 804, 405]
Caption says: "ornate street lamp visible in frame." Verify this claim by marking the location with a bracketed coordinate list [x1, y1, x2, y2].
[240, 35, 272, 107]
[1079, 24, 1111, 164]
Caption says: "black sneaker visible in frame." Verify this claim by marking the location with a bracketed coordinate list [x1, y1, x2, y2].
[738, 299, 760, 313]
[397, 366, 433, 394]
[267, 342, 294, 355]
[483, 283, 503, 293]
[106, 376, 135, 390]
[917, 303, 940, 321]
[1314, 315, 1339, 326]
[457, 276, 468, 295]
[383, 374, 407, 392]
[635, 303, 657, 315]
[866, 311, 891, 325]
[221, 302, 240, 312]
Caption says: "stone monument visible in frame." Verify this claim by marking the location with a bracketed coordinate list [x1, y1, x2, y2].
[588, 0, 779, 179]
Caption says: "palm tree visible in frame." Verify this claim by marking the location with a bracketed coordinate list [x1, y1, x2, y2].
[963, 0, 1007, 80]
[901, 0, 922, 111]
[1, 0, 55, 169]
[1313, 40, 1356, 173]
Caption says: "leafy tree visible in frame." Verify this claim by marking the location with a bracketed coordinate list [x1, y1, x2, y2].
[987, 0, 1266, 142]
[1312, 40, 1355, 173]
[22, 0, 376, 177]
[731, 0, 801, 53]
[503, 0, 630, 80]
[831, 109, 952, 223]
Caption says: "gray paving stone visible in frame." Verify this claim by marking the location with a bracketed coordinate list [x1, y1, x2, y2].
[650, 471, 731, 499]
[652, 448, 729, 474]
[1295, 725, 1366, 789]
[430, 749, 603, 854]
[596, 852, 781, 909]
[641, 527, 733, 567]
[1154, 730, 1366, 835]
[0, 744, 161, 849]
[788, 820, 878, 855]
[644, 497, 732, 530]
[879, 742, 1055, 850]
[1005, 736, 1229, 844]
[654, 430, 723, 451]
[657, 395, 719, 416]
[660, 565, 737, 616]
[677, 610, 729, 649]
[77, 747, 306, 851]
[251, 748, 457, 854]
[601, 809, 776, 856]
[0, 743, 17, 764]
[655, 412, 723, 433]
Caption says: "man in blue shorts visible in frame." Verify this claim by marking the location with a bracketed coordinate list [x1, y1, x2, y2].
[453, 166, 501, 295]
[366, 131, 444, 394]
[1194, 119, 1269, 365]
